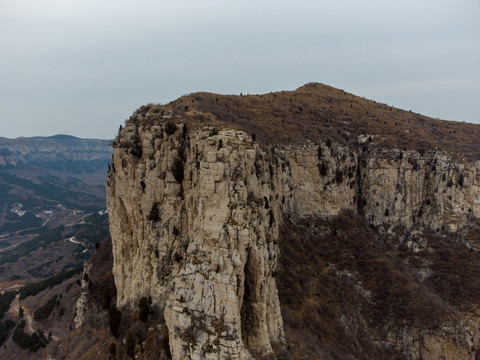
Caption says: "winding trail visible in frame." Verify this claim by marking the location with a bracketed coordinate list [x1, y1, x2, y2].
[8, 294, 36, 334]
[9, 293, 61, 341]
[22, 306, 36, 334]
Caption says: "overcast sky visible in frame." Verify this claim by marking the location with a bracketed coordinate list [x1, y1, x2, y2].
[1, 0, 479, 139]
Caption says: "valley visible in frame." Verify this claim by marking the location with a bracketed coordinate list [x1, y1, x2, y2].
[0, 135, 111, 285]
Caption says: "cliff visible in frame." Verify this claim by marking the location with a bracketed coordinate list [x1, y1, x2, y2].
[106, 84, 480, 359]
[108, 126, 285, 359]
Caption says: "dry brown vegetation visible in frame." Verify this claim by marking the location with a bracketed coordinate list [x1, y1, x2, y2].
[275, 211, 480, 359]
[132, 83, 480, 160]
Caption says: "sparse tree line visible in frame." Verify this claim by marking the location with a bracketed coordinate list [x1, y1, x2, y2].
[12, 320, 48, 352]
[19, 266, 82, 300]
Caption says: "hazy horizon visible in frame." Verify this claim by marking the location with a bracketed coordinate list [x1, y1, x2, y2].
[1, 0, 479, 139]
[0, 133, 112, 140]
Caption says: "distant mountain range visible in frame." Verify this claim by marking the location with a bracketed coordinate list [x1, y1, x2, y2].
[0, 134, 111, 171]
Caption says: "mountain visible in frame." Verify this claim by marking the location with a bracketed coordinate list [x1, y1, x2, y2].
[0, 135, 111, 286]
[0, 134, 111, 169]
[96, 83, 480, 359]
[6, 84, 480, 360]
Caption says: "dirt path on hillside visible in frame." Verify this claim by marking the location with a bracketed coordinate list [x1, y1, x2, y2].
[8, 293, 61, 341]
[0, 243, 20, 253]
[22, 306, 36, 334]
[7, 294, 35, 333]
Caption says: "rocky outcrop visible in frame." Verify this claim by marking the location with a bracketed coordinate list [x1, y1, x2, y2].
[73, 262, 92, 328]
[107, 116, 480, 359]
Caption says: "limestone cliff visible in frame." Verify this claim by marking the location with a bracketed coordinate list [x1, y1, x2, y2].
[108, 125, 285, 359]
[107, 84, 480, 360]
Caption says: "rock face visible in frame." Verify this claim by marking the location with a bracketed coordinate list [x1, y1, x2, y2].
[107, 115, 480, 359]
[108, 124, 285, 359]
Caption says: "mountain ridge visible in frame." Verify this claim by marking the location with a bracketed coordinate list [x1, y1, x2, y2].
[129, 82, 480, 160]
[0, 135, 112, 169]
[0, 134, 110, 141]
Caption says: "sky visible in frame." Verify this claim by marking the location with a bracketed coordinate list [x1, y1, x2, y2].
[1, 0, 479, 140]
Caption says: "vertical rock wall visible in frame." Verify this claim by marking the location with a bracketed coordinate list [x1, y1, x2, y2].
[107, 123, 285, 359]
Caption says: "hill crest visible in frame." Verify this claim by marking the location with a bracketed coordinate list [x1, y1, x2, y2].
[128, 82, 480, 160]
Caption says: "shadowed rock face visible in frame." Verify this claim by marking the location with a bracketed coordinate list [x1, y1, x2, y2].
[107, 86, 480, 360]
